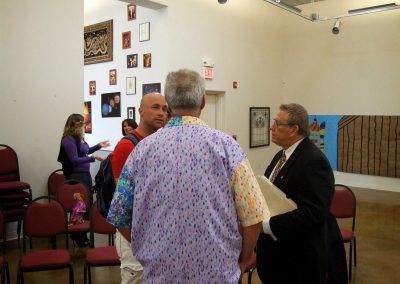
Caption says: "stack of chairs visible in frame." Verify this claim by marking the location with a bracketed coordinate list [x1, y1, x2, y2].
[0, 144, 32, 245]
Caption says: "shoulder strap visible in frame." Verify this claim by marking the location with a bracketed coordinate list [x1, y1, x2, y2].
[123, 133, 140, 146]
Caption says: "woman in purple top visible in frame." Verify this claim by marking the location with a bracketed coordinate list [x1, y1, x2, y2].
[58, 113, 109, 190]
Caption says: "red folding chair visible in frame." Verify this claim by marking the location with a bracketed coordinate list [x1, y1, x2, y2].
[84, 201, 119, 284]
[331, 184, 357, 281]
[17, 196, 74, 284]
[47, 169, 66, 197]
[56, 179, 91, 248]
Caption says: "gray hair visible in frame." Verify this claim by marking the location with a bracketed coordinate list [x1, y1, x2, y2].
[164, 69, 205, 112]
[280, 103, 310, 137]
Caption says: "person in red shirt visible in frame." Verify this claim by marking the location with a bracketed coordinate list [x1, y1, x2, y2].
[111, 92, 167, 284]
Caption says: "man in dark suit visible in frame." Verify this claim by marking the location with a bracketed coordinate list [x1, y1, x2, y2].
[256, 103, 348, 284]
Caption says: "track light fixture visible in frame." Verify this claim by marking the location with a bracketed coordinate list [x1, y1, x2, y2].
[332, 19, 342, 34]
[218, 0, 227, 3]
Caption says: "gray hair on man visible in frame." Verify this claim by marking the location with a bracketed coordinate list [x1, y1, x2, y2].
[164, 69, 205, 112]
[280, 103, 310, 137]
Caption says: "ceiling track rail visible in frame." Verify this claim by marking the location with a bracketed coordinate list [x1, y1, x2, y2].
[263, 0, 400, 21]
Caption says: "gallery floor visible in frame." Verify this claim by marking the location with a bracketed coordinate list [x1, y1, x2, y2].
[2, 187, 399, 284]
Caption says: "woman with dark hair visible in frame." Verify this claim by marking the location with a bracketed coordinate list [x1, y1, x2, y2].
[122, 118, 138, 136]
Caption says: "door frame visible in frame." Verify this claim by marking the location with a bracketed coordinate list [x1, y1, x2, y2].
[205, 90, 225, 131]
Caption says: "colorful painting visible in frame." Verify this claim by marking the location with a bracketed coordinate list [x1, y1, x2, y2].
[309, 115, 400, 178]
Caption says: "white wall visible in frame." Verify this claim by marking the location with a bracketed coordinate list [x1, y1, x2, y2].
[84, 0, 168, 150]
[0, 0, 83, 197]
[280, 7, 400, 191]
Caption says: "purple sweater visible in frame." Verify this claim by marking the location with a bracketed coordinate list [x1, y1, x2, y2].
[61, 136, 101, 173]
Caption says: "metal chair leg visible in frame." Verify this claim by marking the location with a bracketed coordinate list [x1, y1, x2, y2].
[353, 237, 357, 267]
[69, 263, 74, 284]
[349, 242, 353, 281]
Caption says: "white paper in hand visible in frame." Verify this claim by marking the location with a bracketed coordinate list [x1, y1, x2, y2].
[256, 175, 297, 216]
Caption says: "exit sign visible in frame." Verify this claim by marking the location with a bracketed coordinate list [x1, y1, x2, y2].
[203, 66, 214, 79]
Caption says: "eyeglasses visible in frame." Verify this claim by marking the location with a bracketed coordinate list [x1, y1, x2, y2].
[271, 119, 293, 128]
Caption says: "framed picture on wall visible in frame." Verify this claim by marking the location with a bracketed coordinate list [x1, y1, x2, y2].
[122, 31, 131, 49]
[89, 80, 96, 96]
[127, 4, 136, 21]
[139, 22, 150, 42]
[143, 53, 151, 68]
[109, 69, 117, 85]
[127, 54, 138, 68]
[249, 107, 270, 148]
[126, 77, 136, 95]
[84, 101, 92, 133]
[127, 107, 136, 120]
[142, 83, 161, 96]
[101, 92, 121, 118]
[84, 20, 113, 65]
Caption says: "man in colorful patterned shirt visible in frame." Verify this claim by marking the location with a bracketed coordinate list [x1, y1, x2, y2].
[107, 69, 269, 283]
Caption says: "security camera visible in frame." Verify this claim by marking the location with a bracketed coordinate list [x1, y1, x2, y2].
[332, 20, 342, 34]
[218, 0, 227, 3]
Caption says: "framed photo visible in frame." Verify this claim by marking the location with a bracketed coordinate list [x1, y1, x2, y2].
[142, 83, 161, 95]
[89, 80, 96, 96]
[127, 54, 138, 68]
[249, 107, 270, 148]
[126, 77, 136, 95]
[84, 20, 113, 65]
[84, 101, 92, 133]
[109, 69, 117, 85]
[122, 31, 131, 49]
[143, 53, 151, 68]
[127, 107, 136, 120]
[127, 4, 136, 21]
[139, 22, 150, 42]
[101, 92, 121, 118]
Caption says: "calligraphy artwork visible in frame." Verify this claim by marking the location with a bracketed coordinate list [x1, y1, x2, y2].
[84, 20, 113, 65]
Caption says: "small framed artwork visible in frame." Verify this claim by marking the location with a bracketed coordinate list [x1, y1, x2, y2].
[143, 53, 151, 68]
[84, 101, 92, 133]
[139, 22, 150, 42]
[84, 20, 113, 65]
[127, 107, 136, 120]
[127, 54, 138, 68]
[126, 77, 136, 95]
[89, 80, 96, 96]
[142, 83, 161, 95]
[101, 92, 121, 118]
[127, 4, 136, 21]
[249, 107, 270, 148]
[122, 31, 131, 49]
[109, 69, 117, 85]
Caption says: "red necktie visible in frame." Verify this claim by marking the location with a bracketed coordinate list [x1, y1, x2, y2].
[270, 151, 286, 182]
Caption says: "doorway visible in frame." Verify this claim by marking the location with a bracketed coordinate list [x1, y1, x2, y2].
[201, 90, 225, 131]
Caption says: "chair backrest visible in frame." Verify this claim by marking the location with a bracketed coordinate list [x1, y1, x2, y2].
[56, 179, 91, 212]
[0, 144, 20, 182]
[331, 184, 356, 230]
[23, 196, 68, 251]
[24, 196, 67, 237]
[90, 201, 116, 235]
[89, 201, 116, 248]
[47, 169, 66, 197]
